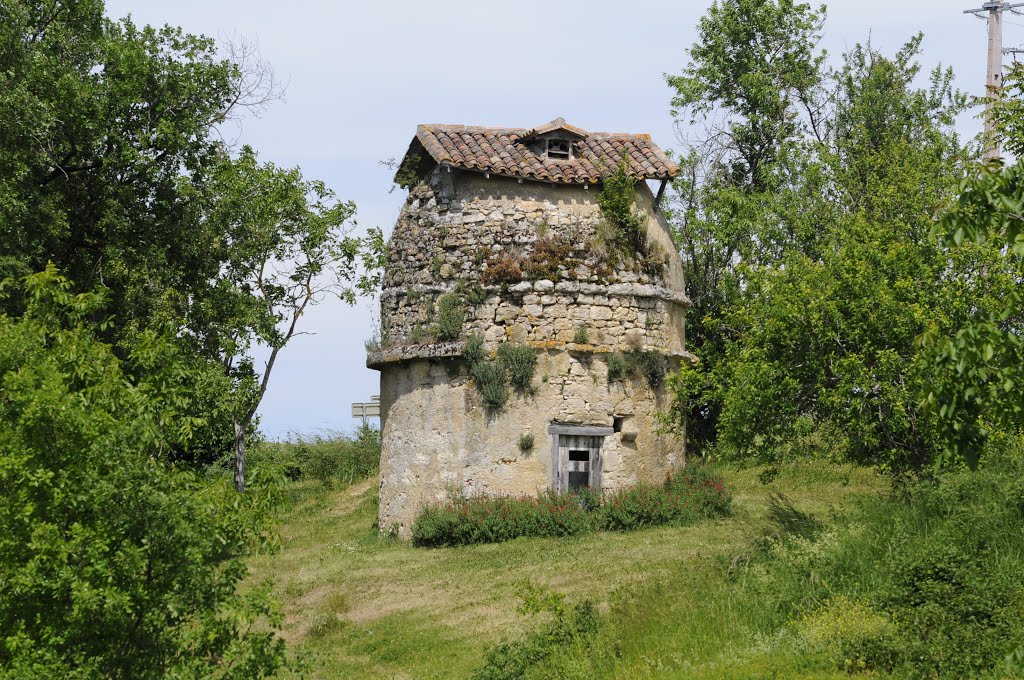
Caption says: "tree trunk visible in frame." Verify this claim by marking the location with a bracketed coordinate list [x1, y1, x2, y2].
[233, 416, 246, 493]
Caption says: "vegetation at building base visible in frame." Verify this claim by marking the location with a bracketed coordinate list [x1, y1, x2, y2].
[463, 335, 539, 412]
[410, 463, 731, 547]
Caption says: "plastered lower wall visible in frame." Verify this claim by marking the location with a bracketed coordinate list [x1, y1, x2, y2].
[377, 351, 683, 536]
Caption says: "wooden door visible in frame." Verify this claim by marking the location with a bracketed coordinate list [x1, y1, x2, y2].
[555, 434, 603, 493]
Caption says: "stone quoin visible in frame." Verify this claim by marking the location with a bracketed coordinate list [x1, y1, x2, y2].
[368, 118, 695, 537]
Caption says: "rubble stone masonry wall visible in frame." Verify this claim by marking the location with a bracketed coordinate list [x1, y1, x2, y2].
[371, 166, 691, 535]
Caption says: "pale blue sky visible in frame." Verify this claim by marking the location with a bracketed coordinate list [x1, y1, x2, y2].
[103, 0, 1021, 438]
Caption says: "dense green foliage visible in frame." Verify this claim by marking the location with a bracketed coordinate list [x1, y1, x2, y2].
[411, 465, 731, 547]
[665, 0, 1017, 474]
[0, 269, 286, 678]
[0, 0, 375, 474]
[924, 63, 1024, 468]
[250, 426, 381, 488]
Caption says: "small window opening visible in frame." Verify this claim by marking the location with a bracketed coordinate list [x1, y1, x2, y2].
[567, 449, 590, 490]
[613, 417, 624, 433]
[546, 138, 571, 160]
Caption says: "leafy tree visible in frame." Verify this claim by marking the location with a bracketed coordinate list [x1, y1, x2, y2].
[197, 148, 370, 491]
[0, 267, 286, 678]
[0, 0, 380, 474]
[666, 2, 1015, 473]
[925, 63, 1024, 468]
[664, 0, 827, 452]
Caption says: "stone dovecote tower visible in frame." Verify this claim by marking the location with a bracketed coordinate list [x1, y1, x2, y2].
[368, 118, 693, 536]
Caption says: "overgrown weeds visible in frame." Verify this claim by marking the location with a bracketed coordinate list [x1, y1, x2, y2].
[411, 463, 732, 547]
[251, 426, 381, 489]
[607, 349, 669, 387]
[463, 336, 539, 412]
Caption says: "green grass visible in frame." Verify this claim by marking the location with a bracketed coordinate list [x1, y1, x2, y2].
[473, 447, 1024, 679]
[247, 461, 882, 678]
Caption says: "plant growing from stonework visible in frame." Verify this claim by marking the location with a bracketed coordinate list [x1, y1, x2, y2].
[519, 433, 536, 454]
[607, 350, 668, 388]
[573, 326, 590, 344]
[597, 161, 647, 255]
[498, 343, 539, 393]
[433, 293, 465, 341]
[521, 236, 573, 281]
[463, 336, 538, 411]
[481, 254, 523, 285]
[472, 361, 509, 411]
[463, 334, 486, 364]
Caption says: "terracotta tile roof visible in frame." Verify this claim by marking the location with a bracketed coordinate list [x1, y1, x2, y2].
[401, 118, 678, 185]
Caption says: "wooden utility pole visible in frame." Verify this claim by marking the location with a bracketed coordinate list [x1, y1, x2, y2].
[965, 1, 1024, 159]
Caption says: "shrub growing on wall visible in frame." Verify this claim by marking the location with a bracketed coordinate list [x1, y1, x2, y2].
[463, 337, 538, 411]
[497, 344, 538, 393]
[607, 350, 669, 388]
[433, 293, 465, 341]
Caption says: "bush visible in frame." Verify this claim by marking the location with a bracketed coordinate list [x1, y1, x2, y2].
[601, 463, 732, 531]
[411, 492, 595, 547]
[0, 270, 287, 678]
[433, 293, 465, 341]
[250, 426, 380, 488]
[412, 463, 732, 547]
[497, 343, 538, 392]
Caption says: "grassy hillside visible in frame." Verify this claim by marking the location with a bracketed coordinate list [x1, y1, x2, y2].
[247, 458, 883, 678]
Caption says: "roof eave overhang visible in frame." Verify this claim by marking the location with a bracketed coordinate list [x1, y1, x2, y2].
[438, 162, 676, 186]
